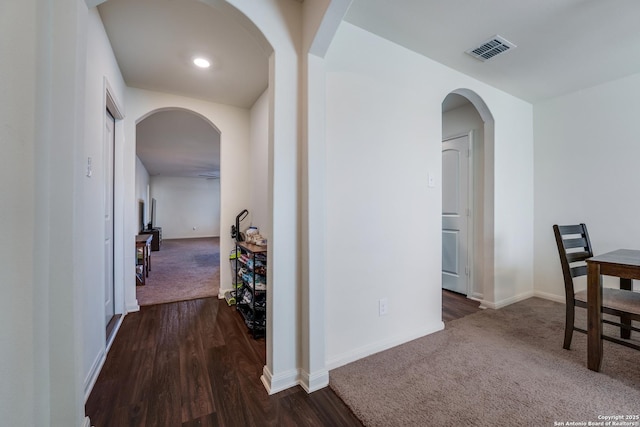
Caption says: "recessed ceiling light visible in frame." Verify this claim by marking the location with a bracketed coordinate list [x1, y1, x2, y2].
[193, 57, 211, 68]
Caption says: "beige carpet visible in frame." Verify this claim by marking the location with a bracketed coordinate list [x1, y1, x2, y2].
[136, 237, 220, 306]
[330, 297, 640, 427]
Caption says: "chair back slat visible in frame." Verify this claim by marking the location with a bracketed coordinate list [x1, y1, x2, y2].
[556, 224, 585, 235]
[563, 237, 588, 250]
[570, 265, 587, 278]
[553, 223, 593, 301]
[566, 251, 591, 264]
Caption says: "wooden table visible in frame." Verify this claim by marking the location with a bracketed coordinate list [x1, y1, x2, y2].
[585, 249, 640, 371]
[136, 234, 153, 285]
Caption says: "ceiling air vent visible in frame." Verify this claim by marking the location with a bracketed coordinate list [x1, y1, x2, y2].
[466, 35, 516, 62]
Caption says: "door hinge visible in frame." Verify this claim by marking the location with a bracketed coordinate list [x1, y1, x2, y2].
[465, 266, 470, 276]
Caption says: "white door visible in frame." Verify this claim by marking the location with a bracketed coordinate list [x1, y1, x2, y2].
[442, 135, 469, 294]
[104, 109, 115, 329]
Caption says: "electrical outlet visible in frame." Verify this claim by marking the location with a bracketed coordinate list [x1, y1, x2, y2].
[379, 298, 388, 316]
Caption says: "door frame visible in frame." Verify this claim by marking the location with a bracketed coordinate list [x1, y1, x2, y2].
[442, 130, 474, 296]
[104, 107, 116, 336]
[104, 78, 125, 349]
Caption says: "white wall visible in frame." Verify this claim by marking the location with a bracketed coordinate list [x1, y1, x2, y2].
[150, 176, 221, 238]
[125, 87, 251, 301]
[534, 72, 640, 299]
[324, 22, 534, 368]
[249, 89, 270, 233]
[81, 6, 128, 402]
[0, 1, 37, 424]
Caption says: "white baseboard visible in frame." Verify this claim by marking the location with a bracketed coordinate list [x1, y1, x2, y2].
[83, 314, 125, 403]
[84, 350, 106, 403]
[480, 290, 565, 309]
[260, 365, 331, 395]
[533, 290, 565, 303]
[260, 366, 299, 395]
[126, 301, 140, 313]
[82, 416, 92, 427]
[480, 290, 534, 310]
[325, 323, 444, 371]
[299, 368, 329, 393]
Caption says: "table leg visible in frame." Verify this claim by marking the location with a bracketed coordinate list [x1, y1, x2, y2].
[620, 278, 632, 339]
[587, 262, 603, 371]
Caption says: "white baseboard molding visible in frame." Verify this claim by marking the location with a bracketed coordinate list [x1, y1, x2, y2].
[83, 416, 92, 427]
[533, 290, 565, 304]
[84, 349, 106, 403]
[325, 323, 444, 371]
[299, 368, 329, 393]
[83, 314, 126, 403]
[480, 290, 534, 310]
[126, 301, 140, 313]
[261, 366, 299, 395]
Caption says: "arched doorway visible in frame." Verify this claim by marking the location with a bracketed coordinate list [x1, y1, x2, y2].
[134, 108, 222, 305]
[442, 90, 495, 308]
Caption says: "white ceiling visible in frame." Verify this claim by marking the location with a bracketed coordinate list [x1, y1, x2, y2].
[136, 109, 221, 178]
[98, 0, 269, 109]
[97, 0, 640, 177]
[98, 0, 268, 178]
[345, 0, 640, 103]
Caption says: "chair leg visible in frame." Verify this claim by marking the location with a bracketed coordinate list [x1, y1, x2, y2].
[621, 313, 631, 339]
[563, 303, 575, 350]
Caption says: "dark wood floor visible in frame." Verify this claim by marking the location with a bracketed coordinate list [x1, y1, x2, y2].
[442, 289, 482, 323]
[85, 298, 363, 427]
[86, 290, 480, 426]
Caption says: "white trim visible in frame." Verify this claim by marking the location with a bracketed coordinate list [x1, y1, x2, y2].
[479, 290, 533, 310]
[83, 416, 92, 427]
[104, 78, 124, 120]
[467, 130, 475, 297]
[126, 302, 140, 313]
[533, 290, 565, 304]
[260, 366, 299, 395]
[83, 314, 125, 403]
[83, 349, 105, 403]
[326, 323, 444, 371]
[105, 314, 124, 353]
[299, 368, 329, 393]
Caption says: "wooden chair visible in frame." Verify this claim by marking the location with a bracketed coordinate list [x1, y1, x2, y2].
[553, 224, 640, 350]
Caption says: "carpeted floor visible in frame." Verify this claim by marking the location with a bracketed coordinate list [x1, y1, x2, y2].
[136, 237, 220, 306]
[330, 297, 640, 427]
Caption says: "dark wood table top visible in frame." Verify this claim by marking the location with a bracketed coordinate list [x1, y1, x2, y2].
[136, 234, 153, 245]
[586, 249, 640, 268]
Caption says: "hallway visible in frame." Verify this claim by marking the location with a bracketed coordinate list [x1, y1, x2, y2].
[85, 298, 362, 426]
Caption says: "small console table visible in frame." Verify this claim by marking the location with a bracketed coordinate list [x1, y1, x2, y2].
[140, 227, 162, 251]
[135, 234, 153, 286]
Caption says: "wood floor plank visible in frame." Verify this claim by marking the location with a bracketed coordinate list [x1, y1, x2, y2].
[179, 300, 215, 422]
[442, 289, 482, 322]
[181, 412, 220, 427]
[146, 348, 182, 427]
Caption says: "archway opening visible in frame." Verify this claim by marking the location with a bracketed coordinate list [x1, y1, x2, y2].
[441, 90, 495, 319]
[135, 108, 222, 306]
